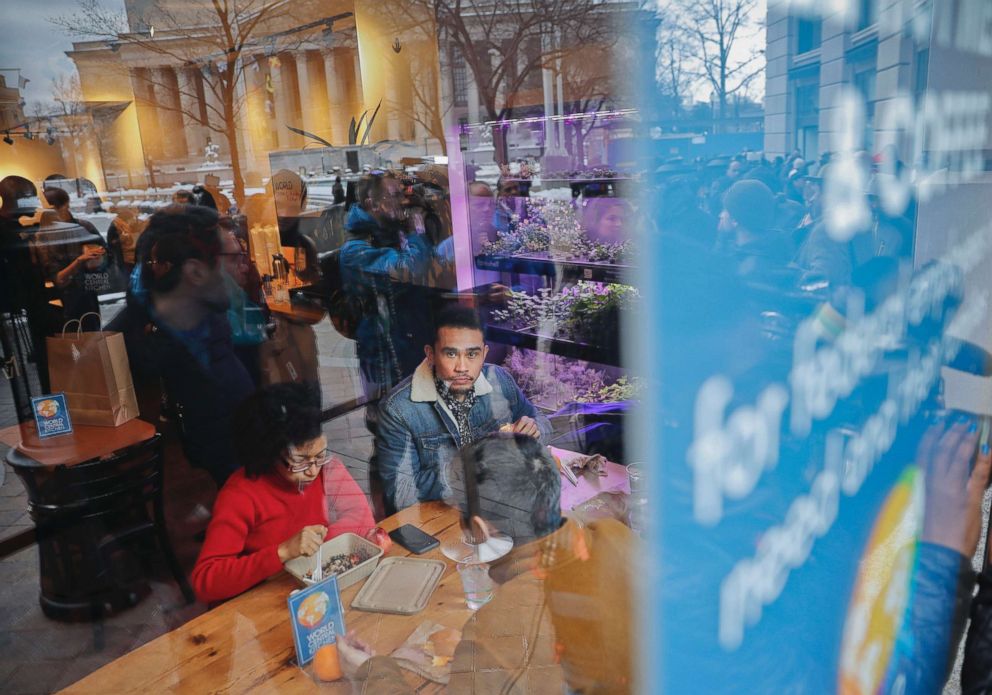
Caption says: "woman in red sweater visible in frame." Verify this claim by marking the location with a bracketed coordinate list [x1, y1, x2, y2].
[191, 382, 380, 603]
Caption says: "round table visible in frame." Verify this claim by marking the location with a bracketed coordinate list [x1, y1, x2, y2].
[4, 418, 161, 621]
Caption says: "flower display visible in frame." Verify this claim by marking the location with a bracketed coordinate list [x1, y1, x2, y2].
[491, 281, 639, 344]
[480, 198, 630, 264]
[502, 349, 607, 409]
[540, 167, 627, 180]
[501, 349, 639, 408]
[575, 376, 641, 404]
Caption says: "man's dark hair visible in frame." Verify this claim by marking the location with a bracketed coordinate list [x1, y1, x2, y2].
[140, 204, 222, 294]
[0, 175, 37, 214]
[433, 304, 484, 345]
[43, 187, 70, 209]
[174, 190, 195, 204]
[194, 186, 219, 210]
[357, 171, 397, 211]
[234, 382, 323, 479]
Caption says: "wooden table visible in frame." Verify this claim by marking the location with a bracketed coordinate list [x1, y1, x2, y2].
[63, 502, 473, 693]
[0, 419, 157, 468]
[5, 419, 165, 621]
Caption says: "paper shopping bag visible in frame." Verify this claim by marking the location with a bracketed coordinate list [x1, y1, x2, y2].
[47, 329, 140, 427]
[260, 316, 319, 386]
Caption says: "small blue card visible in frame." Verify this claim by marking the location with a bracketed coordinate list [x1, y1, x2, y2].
[31, 393, 73, 439]
[287, 574, 345, 666]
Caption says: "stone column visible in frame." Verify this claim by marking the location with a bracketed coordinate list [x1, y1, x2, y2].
[323, 49, 348, 145]
[233, 58, 262, 185]
[817, 15, 853, 154]
[270, 54, 294, 149]
[304, 50, 331, 146]
[295, 50, 317, 138]
[130, 67, 163, 161]
[873, 26, 915, 162]
[763, 0, 791, 158]
[384, 62, 402, 141]
[177, 67, 206, 160]
[351, 47, 365, 115]
[467, 64, 481, 125]
[155, 67, 189, 160]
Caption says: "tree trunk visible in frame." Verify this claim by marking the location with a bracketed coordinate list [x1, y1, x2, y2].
[431, 112, 447, 155]
[574, 123, 587, 164]
[222, 89, 245, 206]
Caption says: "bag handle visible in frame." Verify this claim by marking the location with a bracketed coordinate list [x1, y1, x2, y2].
[60, 312, 101, 338]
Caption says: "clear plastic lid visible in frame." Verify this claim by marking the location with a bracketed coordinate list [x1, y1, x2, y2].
[441, 531, 513, 564]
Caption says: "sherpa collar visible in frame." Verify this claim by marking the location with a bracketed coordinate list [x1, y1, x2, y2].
[410, 358, 494, 402]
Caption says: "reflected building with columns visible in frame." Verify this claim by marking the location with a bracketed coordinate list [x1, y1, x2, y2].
[67, 1, 395, 191]
[64, 0, 635, 192]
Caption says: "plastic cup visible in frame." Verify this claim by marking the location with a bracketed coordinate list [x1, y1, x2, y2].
[456, 561, 494, 610]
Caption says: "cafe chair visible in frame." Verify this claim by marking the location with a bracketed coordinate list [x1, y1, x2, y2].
[12, 433, 195, 627]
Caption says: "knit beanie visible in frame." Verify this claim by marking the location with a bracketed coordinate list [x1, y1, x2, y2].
[723, 179, 776, 233]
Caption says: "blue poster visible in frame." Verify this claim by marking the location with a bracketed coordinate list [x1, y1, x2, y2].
[287, 575, 345, 667]
[631, 0, 992, 692]
[31, 393, 73, 439]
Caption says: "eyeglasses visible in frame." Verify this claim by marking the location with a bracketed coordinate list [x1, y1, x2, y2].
[283, 448, 332, 473]
[218, 251, 249, 265]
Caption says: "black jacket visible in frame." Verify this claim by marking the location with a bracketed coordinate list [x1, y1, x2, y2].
[108, 296, 256, 485]
[963, 571, 992, 693]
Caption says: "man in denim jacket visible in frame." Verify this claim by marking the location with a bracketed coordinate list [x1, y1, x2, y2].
[376, 305, 552, 510]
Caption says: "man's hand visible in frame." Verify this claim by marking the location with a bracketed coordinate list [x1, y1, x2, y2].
[79, 247, 105, 271]
[511, 416, 540, 439]
[336, 630, 374, 679]
[277, 524, 327, 562]
[78, 247, 104, 263]
[920, 416, 990, 558]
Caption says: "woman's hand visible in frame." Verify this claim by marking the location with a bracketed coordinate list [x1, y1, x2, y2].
[365, 527, 392, 552]
[277, 524, 327, 562]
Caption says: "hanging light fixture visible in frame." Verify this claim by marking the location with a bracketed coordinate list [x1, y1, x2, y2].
[3, 132, 13, 145]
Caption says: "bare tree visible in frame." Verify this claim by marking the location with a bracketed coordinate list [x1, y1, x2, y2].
[654, 18, 694, 121]
[49, 0, 320, 204]
[557, 42, 623, 163]
[669, 0, 764, 131]
[410, 0, 616, 124]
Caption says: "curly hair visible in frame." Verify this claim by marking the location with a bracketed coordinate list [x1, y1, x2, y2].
[233, 382, 323, 478]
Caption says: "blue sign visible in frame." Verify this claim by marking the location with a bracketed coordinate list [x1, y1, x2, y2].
[31, 393, 73, 439]
[632, 1, 992, 692]
[287, 575, 345, 667]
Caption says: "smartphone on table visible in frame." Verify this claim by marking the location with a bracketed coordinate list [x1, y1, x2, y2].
[389, 524, 440, 554]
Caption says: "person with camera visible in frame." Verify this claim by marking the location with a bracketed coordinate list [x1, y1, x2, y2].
[338, 170, 434, 401]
